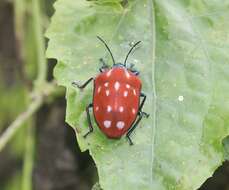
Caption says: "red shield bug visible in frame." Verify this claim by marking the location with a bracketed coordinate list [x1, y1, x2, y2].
[72, 36, 149, 145]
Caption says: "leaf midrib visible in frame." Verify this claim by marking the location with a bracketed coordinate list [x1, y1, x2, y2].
[150, 0, 157, 187]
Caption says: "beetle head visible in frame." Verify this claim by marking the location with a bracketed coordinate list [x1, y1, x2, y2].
[112, 62, 139, 76]
[112, 63, 125, 68]
[97, 36, 141, 75]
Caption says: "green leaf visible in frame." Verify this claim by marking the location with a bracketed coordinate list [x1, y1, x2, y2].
[92, 182, 102, 190]
[46, 0, 229, 189]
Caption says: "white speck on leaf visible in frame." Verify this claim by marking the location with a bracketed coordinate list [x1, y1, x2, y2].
[178, 95, 184, 102]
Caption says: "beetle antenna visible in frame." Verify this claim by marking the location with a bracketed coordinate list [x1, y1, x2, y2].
[97, 36, 115, 65]
[124, 41, 141, 67]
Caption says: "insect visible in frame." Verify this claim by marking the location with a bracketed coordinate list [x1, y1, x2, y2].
[72, 36, 149, 145]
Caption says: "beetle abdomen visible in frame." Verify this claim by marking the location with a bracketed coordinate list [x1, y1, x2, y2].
[93, 67, 141, 138]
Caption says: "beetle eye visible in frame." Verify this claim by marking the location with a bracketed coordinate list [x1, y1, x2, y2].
[100, 67, 109, 72]
[99, 65, 110, 72]
[128, 68, 139, 76]
[133, 71, 139, 75]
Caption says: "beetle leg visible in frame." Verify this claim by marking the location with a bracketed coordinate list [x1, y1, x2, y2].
[128, 63, 140, 75]
[72, 77, 93, 89]
[126, 93, 149, 145]
[83, 103, 93, 138]
[126, 113, 143, 145]
[134, 71, 140, 76]
[99, 58, 109, 72]
[139, 92, 149, 118]
[129, 63, 135, 69]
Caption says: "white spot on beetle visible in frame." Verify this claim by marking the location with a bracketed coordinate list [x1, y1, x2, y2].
[104, 120, 111, 128]
[106, 90, 110, 96]
[116, 121, 125, 129]
[95, 106, 99, 111]
[124, 91, 128, 97]
[104, 82, 109, 87]
[97, 86, 101, 93]
[119, 106, 124, 112]
[132, 108, 136, 114]
[114, 81, 120, 91]
[133, 89, 137, 96]
[107, 105, 112, 112]
[106, 70, 112, 77]
[126, 84, 130, 89]
[125, 70, 130, 78]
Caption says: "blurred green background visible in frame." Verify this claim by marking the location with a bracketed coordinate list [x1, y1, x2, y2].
[0, 0, 228, 190]
[0, 0, 96, 189]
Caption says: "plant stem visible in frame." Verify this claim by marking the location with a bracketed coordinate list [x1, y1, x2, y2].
[0, 0, 53, 152]
[22, 121, 35, 190]
[32, 0, 47, 86]
[0, 82, 61, 152]
[2, 0, 48, 152]
[0, 95, 42, 152]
